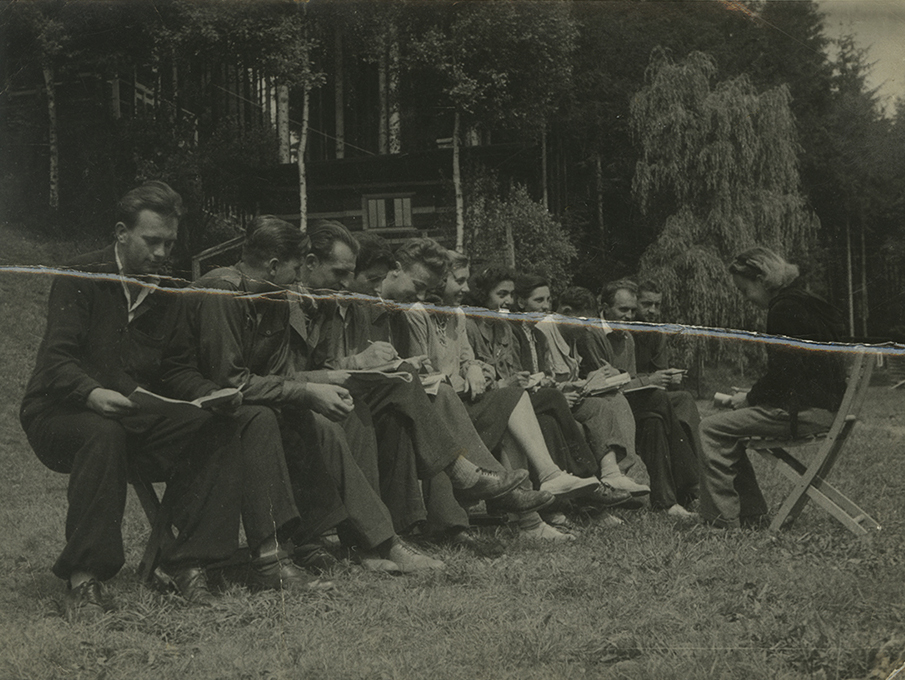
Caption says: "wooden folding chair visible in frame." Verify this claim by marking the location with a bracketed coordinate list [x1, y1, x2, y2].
[129, 471, 177, 585]
[744, 349, 882, 537]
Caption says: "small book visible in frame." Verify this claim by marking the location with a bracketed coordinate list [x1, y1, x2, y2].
[419, 372, 447, 396]
[623, 382, 666, 394]
[345, 370, 414, 384]
[129, 386, 241, 418]
[583, 371, 631, 396]
[525, 372, 546, 390]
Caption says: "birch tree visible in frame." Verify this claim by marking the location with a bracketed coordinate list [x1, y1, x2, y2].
[410, 2, 575, 252]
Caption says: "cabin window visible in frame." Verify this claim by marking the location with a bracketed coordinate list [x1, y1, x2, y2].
[363, 195, 413, 229]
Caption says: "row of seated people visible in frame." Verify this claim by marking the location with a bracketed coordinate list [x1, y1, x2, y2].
[25, 181, 845, 623]
[343, 234, 705, 521]
[23, 183, 642, 621]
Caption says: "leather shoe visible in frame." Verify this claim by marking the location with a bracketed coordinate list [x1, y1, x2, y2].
[293, 543, 340, 574]
[249, 550, 335, 592]
[455, 467, 529, 502]
[486, 486, 555, 514]
[63, 579, 113, 622]
[432, 528, 506, 559]
[170, 566, 217, 607]
[580, 482, 640, 509]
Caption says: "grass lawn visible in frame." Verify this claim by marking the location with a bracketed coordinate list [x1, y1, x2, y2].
[1, 224, 903, 679]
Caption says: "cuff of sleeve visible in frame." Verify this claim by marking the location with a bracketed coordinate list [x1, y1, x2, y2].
[280, 379, 309, 405]
[70, 379, 106, 405]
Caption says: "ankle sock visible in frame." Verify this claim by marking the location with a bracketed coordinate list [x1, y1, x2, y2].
[538, 468, 562, 486]
[598, 449, 622, 478]
[446, 456, 480, 488]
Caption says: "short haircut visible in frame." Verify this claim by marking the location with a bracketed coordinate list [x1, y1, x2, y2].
[242, 215, 307, 266]
[394, 238, 449, 280]
[729, 246, 800, 292]
[447, 250, 470, 271]
[515, 273, 550, 301]
[469, 264, 516, 306]
[558, 286, 597, 313]
[116, 181, 184, 229]
[307, 219, 360, 262]
[600, 279, 638, 307]
[637, 279, 661, 296]
[354, 232, 395, 275]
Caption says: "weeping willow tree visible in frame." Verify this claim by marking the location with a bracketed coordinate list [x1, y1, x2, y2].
[632, 49, 820, 367]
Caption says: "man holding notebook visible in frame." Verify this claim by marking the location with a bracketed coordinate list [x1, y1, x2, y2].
[20, 182, 305, 621]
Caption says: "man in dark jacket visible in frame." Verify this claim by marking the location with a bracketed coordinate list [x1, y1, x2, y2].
[698, 247, 847, 528]
[21, 182, 304, 621]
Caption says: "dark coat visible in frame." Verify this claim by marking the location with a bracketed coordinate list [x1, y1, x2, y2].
[20, 245, 217, 430]
[746, 284, 847, 415]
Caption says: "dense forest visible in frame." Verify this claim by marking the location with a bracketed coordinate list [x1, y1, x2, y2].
[1, 0, 903, 339]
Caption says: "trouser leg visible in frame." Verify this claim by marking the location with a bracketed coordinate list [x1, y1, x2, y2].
[29, 406, 242, 579]
[231, 405, 300, 550]
[571, 393, 637, 471]
[430, 385, 506, 471]
[28, 409, 131, 581]
[372, 413, 427, 533]
[280, 409, 349, 545]
[126, 409, 242, 570]
[666, 391, 702, 501]
[634, 414, 677, 508]
[422, 474, 470, 535]
[287, 410, 395, 550]
[697, 406, 834, 527]
[349, 375, 462, 478]
[341, 402, 379, 489]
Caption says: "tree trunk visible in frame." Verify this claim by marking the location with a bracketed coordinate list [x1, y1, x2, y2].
[453, 111, 464, 253]
[42, 63, 59, 210]
[387, 37, 401, 154]
[505, 222, 516, 268]
[277, 84, 290, 164]
[171, 58, 179, 122]
[845, 219, 854, 337]
[110, 71, 121, 119]
[595, 152, 605, 248]
[540, 128, 548, 210]
[377, 50, 388, 154]
[860, 218, 869, 337]
[334, 28, 345, 159]
[299, 86, 310, 233]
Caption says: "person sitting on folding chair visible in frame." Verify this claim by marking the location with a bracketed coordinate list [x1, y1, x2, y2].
[698, 246, 847, 529]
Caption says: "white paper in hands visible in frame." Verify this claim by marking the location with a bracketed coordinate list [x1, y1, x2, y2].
[129, 386, 242, 418]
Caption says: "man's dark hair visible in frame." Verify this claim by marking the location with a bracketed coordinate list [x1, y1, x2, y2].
[394, 238, 449, 280]
[515, 274, 550, 301]
[354, 232, 395, 275]
[558, 286, 597, 314]
[600, 279, 638, 307]
[637, 279, 661, 296]
[468, 264, 515, 306]
[242, 215, 307, 267]
[307, 219, 360, 262]
[116, 180, 184, 229]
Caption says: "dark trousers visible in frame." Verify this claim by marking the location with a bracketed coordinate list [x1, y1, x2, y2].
[626, 389, 700, 509]
[668, 390, 704, 464]
[281, 407, 395, 550]
[232, 406, 301, 550]
[530, 388, 598, 480]
[347, 374, 463, 478]
[347, 375, 467, 534]
[27, 405, 243, 582]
